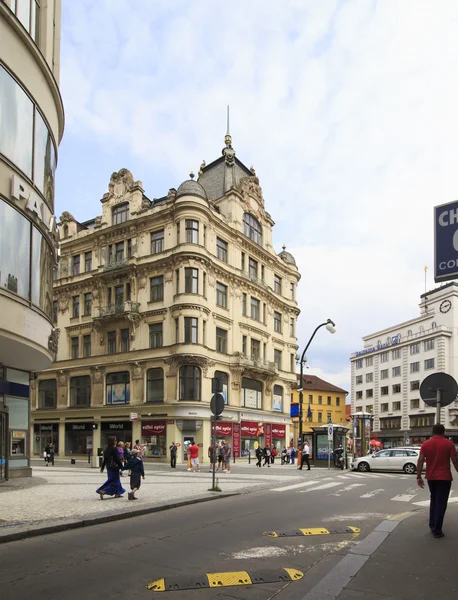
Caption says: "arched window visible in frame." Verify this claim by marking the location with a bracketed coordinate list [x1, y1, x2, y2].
[432, 322, 437, 329]
[407, 329, 412, 337]
[106, 372, 130, 404]
[112, 202, 129, 225]
[419, 326, 424, 332]
[180, 366, 201, 401]
[243, 213, 262, 245]
[147, 368, 164, 403]
[39, 379, 57, 409]
[63, 224, 69, 238]
[214, 371, 229, 404]
[273, 385, 283, 412]
[242, 377, 262, 409]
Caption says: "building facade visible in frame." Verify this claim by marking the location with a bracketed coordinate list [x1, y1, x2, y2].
[31, 135, 300, 463]
[290, 374, 348, 442]
[0, 0, 64, 479]
[350, 282, 458, 448]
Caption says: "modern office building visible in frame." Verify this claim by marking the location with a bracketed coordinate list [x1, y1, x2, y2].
[0, 0, 64, 479]
[31, 133, 301, 463]
[350, 282, 458, 448]
[290, 374, 347, 442]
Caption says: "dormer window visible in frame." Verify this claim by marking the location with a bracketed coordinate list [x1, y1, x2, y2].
[112, 202, 129, 225]
[243, 213, 262, 246]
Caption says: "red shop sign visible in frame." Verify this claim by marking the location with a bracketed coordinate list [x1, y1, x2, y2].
[272, 424, 286, 439]
[265, 423, 272, 447]
[240, 421, 259, 437]
[141, 421, 166, 436]
[233, 423, 241, 458]
[216, 422, 233, 436]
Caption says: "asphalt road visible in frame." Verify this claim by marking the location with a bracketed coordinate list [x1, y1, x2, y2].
[0, 470, 435, 600]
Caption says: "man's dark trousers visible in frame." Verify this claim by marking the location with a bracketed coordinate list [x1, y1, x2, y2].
[299, 453, 310, 470]
[428, 480, 452, 534]
[170, 455, 176, 468]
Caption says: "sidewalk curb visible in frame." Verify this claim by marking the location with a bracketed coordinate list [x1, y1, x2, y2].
[0, 492, 239, 545]
[299, 509, 421, 600]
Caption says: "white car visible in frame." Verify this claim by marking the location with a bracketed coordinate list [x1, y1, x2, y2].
[351, 447, 421, 474]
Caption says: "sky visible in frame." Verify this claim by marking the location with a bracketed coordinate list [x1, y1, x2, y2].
[56, 0, 458, 396]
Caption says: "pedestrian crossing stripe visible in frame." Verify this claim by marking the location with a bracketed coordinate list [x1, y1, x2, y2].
[264, 526, 360, 538]
[146, 568, 304, 591]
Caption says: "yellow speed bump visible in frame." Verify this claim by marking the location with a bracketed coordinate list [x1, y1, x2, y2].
[146, 568, 304, 592]
[264, 526, 360, 538]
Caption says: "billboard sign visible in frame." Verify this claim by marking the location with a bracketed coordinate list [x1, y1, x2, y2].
[435, 200, 458, 282]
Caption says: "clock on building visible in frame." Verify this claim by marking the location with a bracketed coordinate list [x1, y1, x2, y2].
[440, 300, 452, 313]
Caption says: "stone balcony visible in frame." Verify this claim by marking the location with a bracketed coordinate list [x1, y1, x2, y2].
[93, 301, 140, 320]
[231, 353, 277, 375]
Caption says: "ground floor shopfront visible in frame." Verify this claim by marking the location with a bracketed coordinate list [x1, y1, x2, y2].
[376, 429, 458, 448]
[31, 405, 292, 465]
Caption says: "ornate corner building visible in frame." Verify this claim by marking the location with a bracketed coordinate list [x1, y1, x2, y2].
[31, 133, 301, 463]
[0, 1, 64, 479]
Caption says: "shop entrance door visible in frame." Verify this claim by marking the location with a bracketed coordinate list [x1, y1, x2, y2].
[0, 409, 8, 482]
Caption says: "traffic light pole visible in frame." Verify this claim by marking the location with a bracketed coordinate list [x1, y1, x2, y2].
[212, 414, 216, 490]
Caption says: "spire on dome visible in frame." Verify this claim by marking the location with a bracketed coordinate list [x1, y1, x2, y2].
[222, 105, 235, 166]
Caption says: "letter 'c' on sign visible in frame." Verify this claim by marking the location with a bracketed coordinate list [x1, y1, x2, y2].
[453, 229, 458, 252]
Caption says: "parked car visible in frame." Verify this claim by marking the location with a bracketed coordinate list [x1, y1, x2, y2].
[351, 447, 422, 474]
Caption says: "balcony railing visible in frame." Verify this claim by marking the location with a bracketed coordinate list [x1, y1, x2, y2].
[239, 270, 270, 291]
[104, 257, 129, 272]
[94, 301, 139, 319]
[234, 353, 277, 373]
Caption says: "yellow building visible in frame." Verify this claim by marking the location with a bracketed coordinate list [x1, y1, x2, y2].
[291, 375, 348, 442]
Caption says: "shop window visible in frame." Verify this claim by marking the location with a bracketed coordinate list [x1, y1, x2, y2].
[106, 372, 130, 404]
[243, 213, 262, 245]
[180, 366, 201, 401]
[242, 377, 262, 409]
[38, 380, 57, 409]
[273, 385, 283, 411]
[70, 376, 91, 407]
[147, 368, 164, 403]
[112, 202, 129, 225]
[214, 371, 229, 404]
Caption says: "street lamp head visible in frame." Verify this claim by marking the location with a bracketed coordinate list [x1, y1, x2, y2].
[326, 319, 336, 334]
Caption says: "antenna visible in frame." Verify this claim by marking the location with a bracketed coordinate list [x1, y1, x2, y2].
[226, 105, 230, 136]
[424, 265, 428, 294]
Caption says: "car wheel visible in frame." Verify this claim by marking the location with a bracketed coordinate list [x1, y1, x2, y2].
[403, 463, 416, 475]
[358, 462, 370, 472]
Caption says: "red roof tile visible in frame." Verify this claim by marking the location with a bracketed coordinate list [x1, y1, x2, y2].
[297, 374, 348, 395]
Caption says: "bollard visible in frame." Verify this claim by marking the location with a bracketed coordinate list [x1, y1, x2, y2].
[88, 451, 91, 464]
[71, 458, 76, 465]
[248, 451, 251, 464]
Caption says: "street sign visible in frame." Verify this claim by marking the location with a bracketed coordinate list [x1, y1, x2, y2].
[327, 425, 333, 441]
[210, 393, 225, 416]
[130, 412, 138, 421]
[420, 372, 458, 424]
[434, 200, 458, 282]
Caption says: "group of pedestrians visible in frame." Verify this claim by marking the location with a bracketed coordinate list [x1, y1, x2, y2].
[208, 440, 232, 472]
[96, 437, 145, 501]
[255, 445, 278, 467]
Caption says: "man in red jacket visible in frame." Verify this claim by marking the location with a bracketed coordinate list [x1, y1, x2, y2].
[188, 440, 200, 472]
[417, 424, 458, 538]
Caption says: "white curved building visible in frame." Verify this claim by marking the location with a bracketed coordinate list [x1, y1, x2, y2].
[0, 0, 64, 479]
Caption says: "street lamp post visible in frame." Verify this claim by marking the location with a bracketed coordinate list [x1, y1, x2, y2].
[298, 319, 336, 449]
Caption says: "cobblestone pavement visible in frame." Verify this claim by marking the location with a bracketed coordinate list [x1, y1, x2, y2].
[1, 463, 325, 531]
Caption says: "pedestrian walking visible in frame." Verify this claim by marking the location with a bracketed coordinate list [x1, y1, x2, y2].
[188, 440, 200, 472]
[290, 446, 297, 465]
[263, 445, 271, 467]
[117, 441, 125, 462]
[124, 441, 132, 463]
[169, 442, 177, 468]
[281, 447, 288, 465]
[417, 424, 458, 538]
[121, 448, 145, 500]
[216, 443, 223, 471]
[271, 446, 278, 464]
[44, 442, 55, 467]
[298, 440, 311, 470]
[134, 439, 143, 457]
[222, 439, 232, 473]
[96, 436, 126, 499]
[255, 446, 263, 467]
[208, 442, 216, 472]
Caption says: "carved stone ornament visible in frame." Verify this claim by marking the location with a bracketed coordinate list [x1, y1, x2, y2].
[58, 370, 69, 387]
[127, 312, 142, 340]
[59, 211, 76, 224]
[138, 275, 147, 290]
[29, 373, 37, 390]
[264, 374, 277, 394]
[48, 328, 60, 356]
[131, 362, 146, 380]
[90, 366, 106, 384]
[58, 295, 69, 314]
[229, 365, 244, 390]
[167, 188, 177, 201]
[238, 175, 264, 207]
[164, 355, 215, 377]
[108, 168, 135, 198]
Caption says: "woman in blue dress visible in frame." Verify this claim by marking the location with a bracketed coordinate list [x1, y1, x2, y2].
[96, 436, 126, 499]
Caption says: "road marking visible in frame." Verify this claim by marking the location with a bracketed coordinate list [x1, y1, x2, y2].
[413, 497, 458, 507]
[264, 526, 360, 538]
[146, 568, 304, 592]
[391, 488, 419, 502]
[299, 482, 342, 493]
[360, 488, 384, 499]
[331, 483, 365, 496]
[389, 511, 413, 521]
[272, 480, 322, 492]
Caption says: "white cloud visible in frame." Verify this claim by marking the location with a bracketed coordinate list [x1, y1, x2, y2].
[58, 0, 458, 390]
